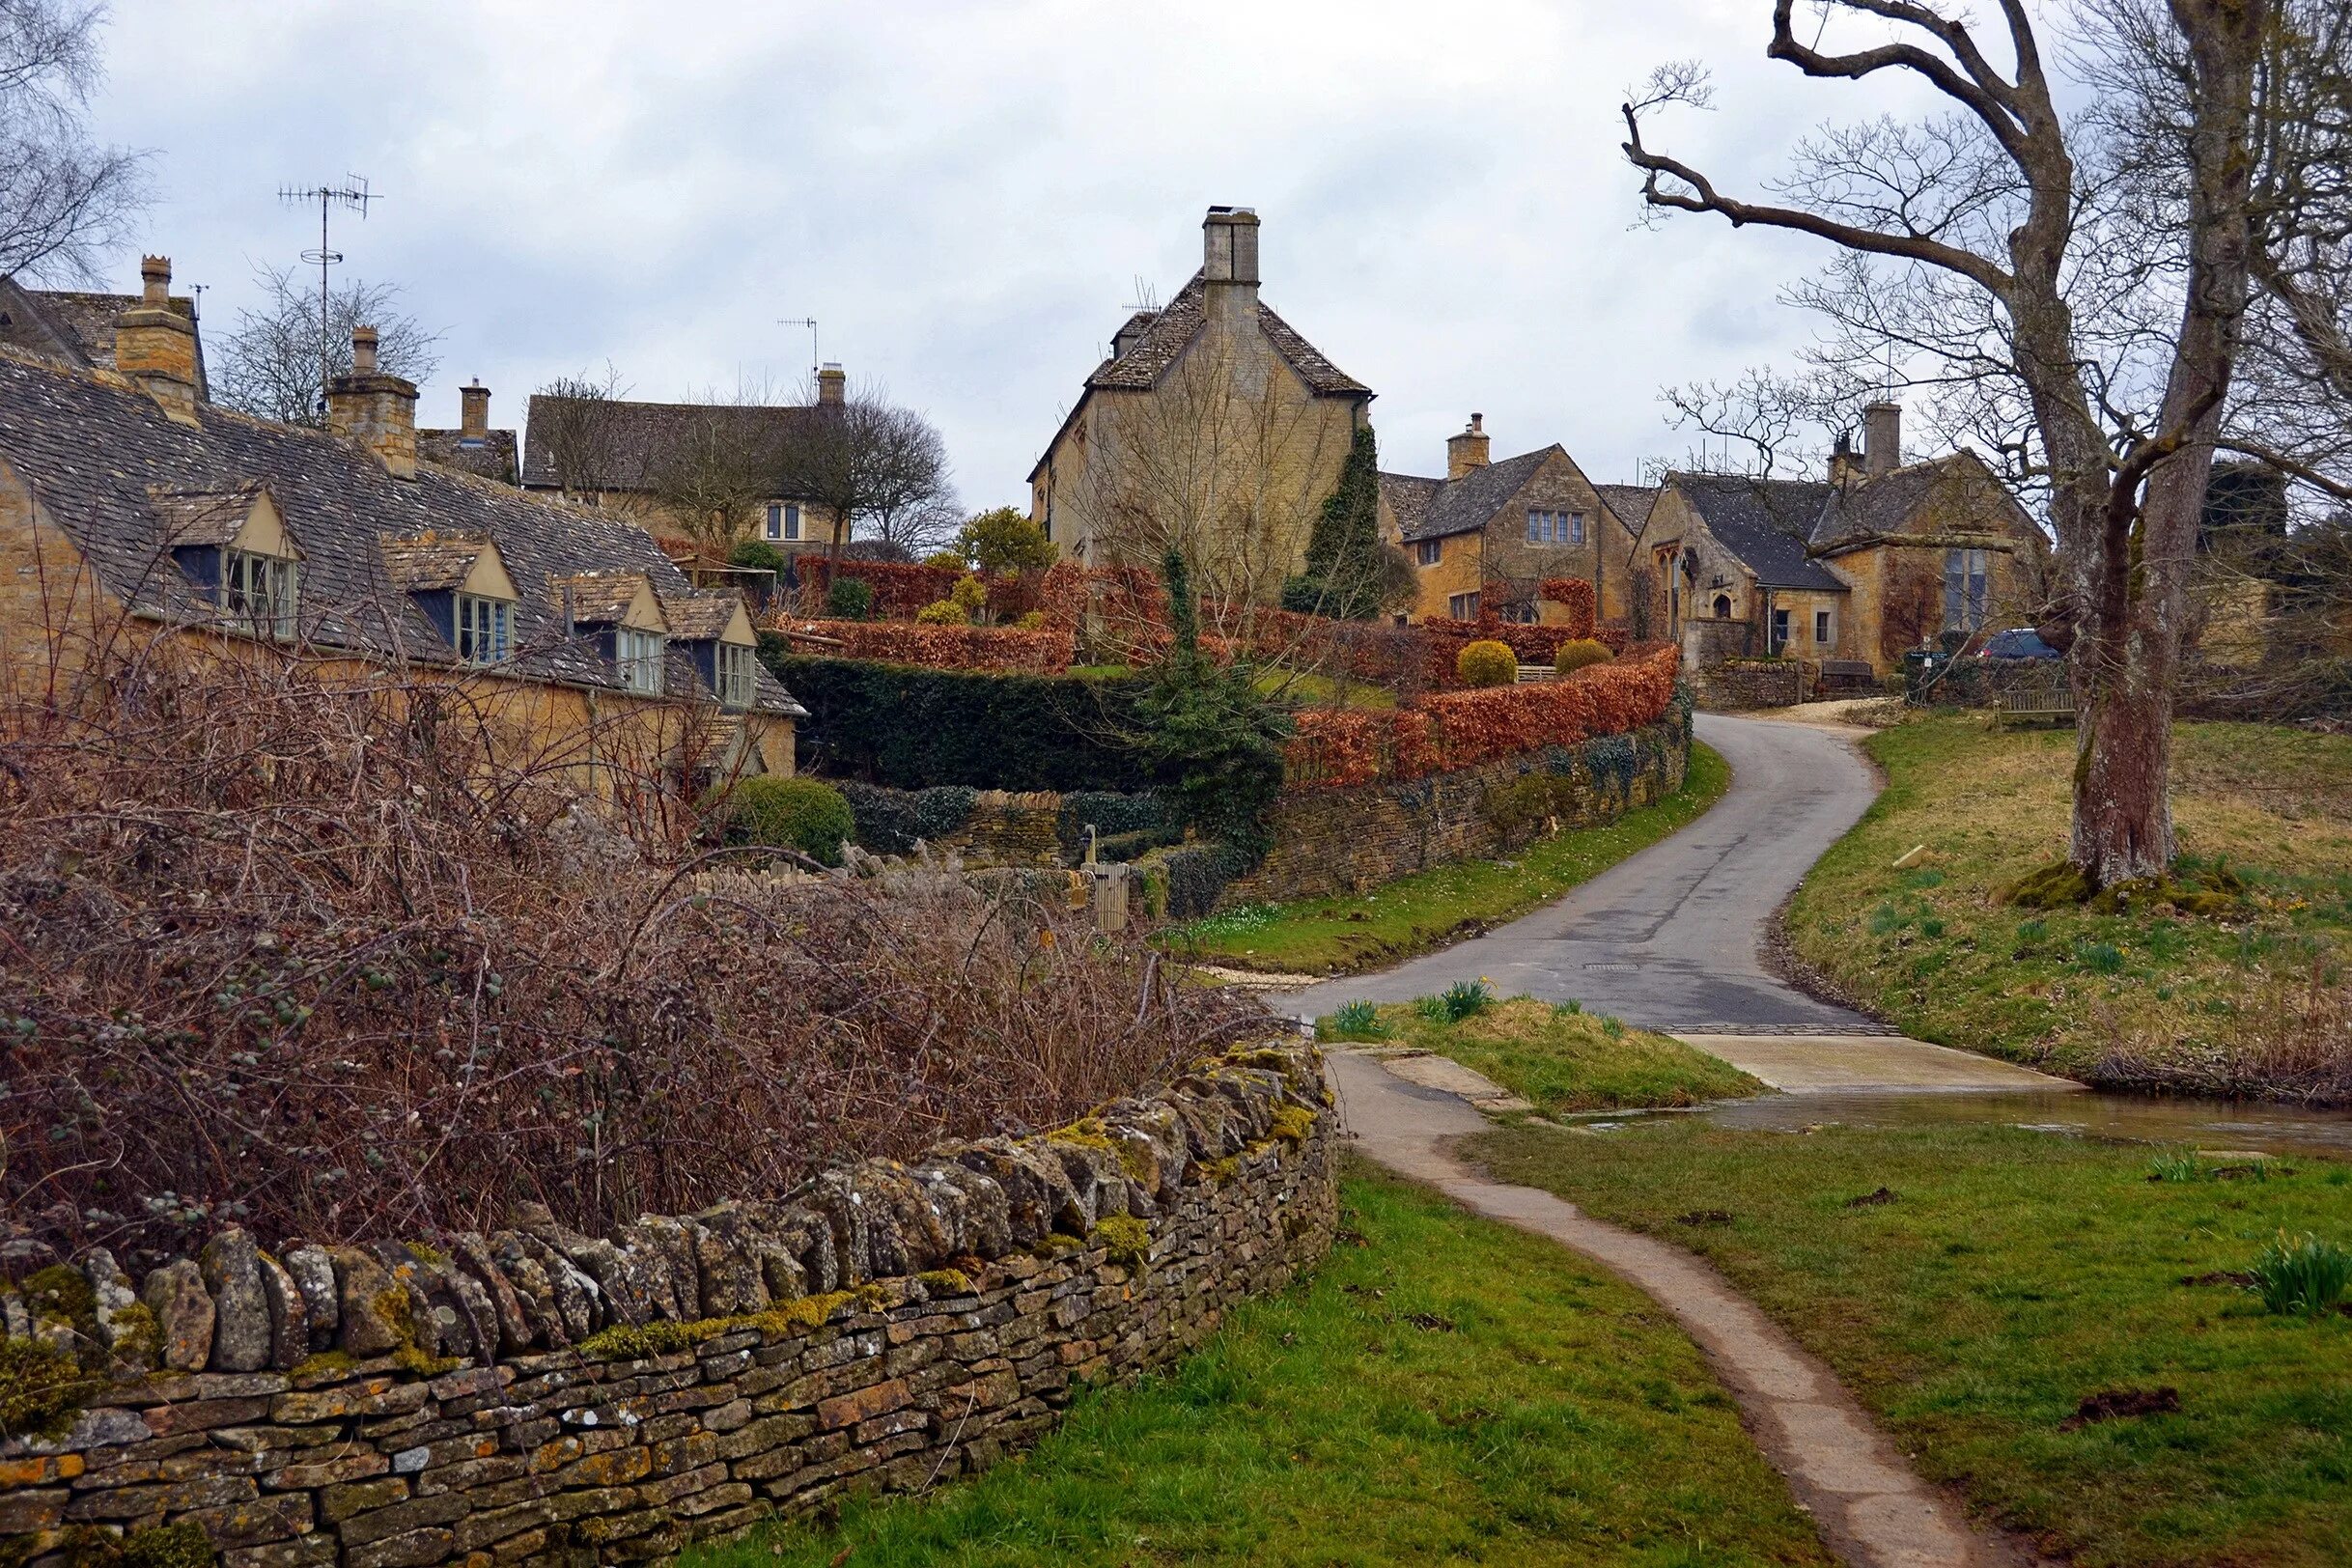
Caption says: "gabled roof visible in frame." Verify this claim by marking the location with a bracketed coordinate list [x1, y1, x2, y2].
[1080, 271, 1370, 398]
[1667, 472, 1847, 591]
[1386, 448, 1559, 544]
[1809, 452, 2031, 549]
[378, 532, 494, 593]
[0, 346, 802, 717]
[552, 570, 663, 630]
[0, 277, 210, 400]
[148, 482, 272, 548]
[418, 427, 519, 486]
[519, 396, 831, 493]
[661, 592, 752, 642]
[1378, 473, 1442, 540]
[1594, 484, 1659, 534]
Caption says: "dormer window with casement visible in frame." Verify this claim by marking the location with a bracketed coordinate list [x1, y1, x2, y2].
[456, 592, 511, 663]
[615, 627, 665, 694]
[715, 641, 755, 709]
[660, 590, 762, 712]
[152, 483, 305, 643]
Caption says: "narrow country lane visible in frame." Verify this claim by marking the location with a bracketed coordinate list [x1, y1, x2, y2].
[1279, 714, 1884, 1030]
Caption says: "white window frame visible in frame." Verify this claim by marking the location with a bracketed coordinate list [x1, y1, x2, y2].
[765, 502, 803, 543]
[456, 593, 512, 664]
[614, 627, 665, 695]
[1415, 539, 1442, 567]
[223, 549, 297, 641]
[715, 641, 755, 710]
[1815, 608, 1834, 645]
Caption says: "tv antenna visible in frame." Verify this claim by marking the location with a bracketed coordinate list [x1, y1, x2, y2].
[777, 317, 818, 380]
[278, 176, 378, 403]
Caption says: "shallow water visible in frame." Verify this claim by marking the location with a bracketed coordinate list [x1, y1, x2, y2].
[1683, 1087, 2352, 1159]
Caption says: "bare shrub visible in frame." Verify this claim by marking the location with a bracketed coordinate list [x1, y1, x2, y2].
[0, 625, 1262, 1269]
[2091, 963, 2352, 1103]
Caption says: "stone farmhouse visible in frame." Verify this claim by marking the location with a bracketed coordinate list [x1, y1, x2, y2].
[0, 257, 802, 783]
[1028, 207, 1374, 605]
[1379, 413, 1645, 626]
[1616, 403, 2045, 677]
[520, 366, 852, 555]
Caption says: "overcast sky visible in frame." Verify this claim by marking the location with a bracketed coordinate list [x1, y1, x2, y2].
[94, 0, 1947, 507]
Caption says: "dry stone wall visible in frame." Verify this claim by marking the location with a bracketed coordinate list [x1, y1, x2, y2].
[1222, 714, 1690, 907]
[0, 1041, 1336, 1568]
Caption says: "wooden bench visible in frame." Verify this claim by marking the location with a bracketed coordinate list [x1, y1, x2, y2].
[1992, 672, 2075, 729]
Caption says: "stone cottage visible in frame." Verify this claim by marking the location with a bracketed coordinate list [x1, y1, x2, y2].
[520, 368, 852, 555]
[1027, 207, 1374, 606]
[0, 257, 803, 785]
[1620, 403, 2045, 676]
[1378, 414, 1643, 626]
[418, 378, 520, 485]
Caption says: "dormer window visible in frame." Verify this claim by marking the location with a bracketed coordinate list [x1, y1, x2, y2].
[615, 627, 665, 694]
[224, 548, 298, 640]
[715, 642, 755, 709]
[456, 593, 512, 663]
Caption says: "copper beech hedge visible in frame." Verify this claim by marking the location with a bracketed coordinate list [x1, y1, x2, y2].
[774, 619, 1077, 674]
[1285, 644, 1681, 788]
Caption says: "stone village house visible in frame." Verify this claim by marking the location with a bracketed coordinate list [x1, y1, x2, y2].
[1378, 413, 1645, 627]
[0, 257, 803, 784]
[1028, 207, 1374, 605]
[520, 366, 854, 557]
[1616, 403, 2046, 678]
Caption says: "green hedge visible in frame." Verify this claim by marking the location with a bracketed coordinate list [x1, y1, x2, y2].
[1056, 790, 1181, 861]
[765, 642, 1165, 791]
[836, 781, 979, 854]
[720, 776, 854, 866]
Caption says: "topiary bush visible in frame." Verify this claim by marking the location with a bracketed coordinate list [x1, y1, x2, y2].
[1554, 637, 1613, 675]
[719, 776, 855, 865]
[826, 576, 875, 621]
[1456, 639, 1518, 688]
[913, 600, 966, 626]
[950, 574, 989, 622]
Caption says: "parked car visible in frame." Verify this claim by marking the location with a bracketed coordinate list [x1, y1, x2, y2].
[1976, 628, 2061, 660]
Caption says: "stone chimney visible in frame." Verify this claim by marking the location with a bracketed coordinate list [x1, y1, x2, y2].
[1201, 206, 1260, 331]
[1829, 429, 1863, 486]
[114, 256, 202, 426]
[460, 379, 490, 442]
[1447, 413, 1491, 481]
[816, 361, 846, 407]
[326, 325, 419, 479]
[1863, 400, 1902, 476]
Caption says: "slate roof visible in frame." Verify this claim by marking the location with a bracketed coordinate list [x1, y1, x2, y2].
[0, 347, 802, 717]
[378, 533, 490, 592]
[148, 483, 268, 547]
[519, 396, 831, 493]
[1385, 449, 1558, 544]
[1378, 472, 1442, 540]
[1808, 454, 2023, 549]
[1668, 472, 1848, 591]
[1594, 484, 1659, 534]
[418, 427, 519, 486]
[553, 571, 649, 627]
[660, 594, 742, 641]
[0, 278, 211, 399]
[1081, 271, 1370, 397]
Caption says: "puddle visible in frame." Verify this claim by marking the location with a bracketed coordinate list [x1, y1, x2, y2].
[1694, 1087, 2352, 1159]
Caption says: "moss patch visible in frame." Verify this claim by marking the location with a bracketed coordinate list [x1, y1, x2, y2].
[917, 1270, 974, 1298]
[1090, 1217, 1152, 1272]
[1268, 1106, 1317, 1146]
[574, 1290, 862, 1362]
[0, 1334, 102, 1442]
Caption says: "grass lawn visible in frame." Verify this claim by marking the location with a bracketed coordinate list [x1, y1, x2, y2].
[711, 1161, 1833, 1568]
[1178, 742, 1729, 975]
[1783, 716, 2352, 1096]
[1320, 994, 1763, 1113]
[1472, 1120, 2352, 1568]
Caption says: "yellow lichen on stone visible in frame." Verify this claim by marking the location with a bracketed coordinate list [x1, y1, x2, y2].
[1090, 1216, 1152, 1271]
[916, 1269, 974, 1297]
[1269, 1105, 1317, 1146]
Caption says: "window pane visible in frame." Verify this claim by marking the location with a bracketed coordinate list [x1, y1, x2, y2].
[785, 505, 800, 542]
[1570, 513, 1585, 545]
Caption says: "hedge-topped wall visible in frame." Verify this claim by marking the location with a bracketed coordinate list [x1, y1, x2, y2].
[0, 1040, 1335, 1568]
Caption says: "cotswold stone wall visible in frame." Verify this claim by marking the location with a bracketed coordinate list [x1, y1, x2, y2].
[0, 1042, 1336, 1568]
[1694, 658, 1807, 712]
[1222, 714, 1690, 907]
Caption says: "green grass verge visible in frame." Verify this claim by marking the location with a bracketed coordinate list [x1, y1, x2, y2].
[1179, 741, 1730, 975]
[1472, 1120, 2352, 1568]
[1783, 717, 2352, 1094]
[710, 1161, 1833, 1568]
[1320, 995, 1763, 1113]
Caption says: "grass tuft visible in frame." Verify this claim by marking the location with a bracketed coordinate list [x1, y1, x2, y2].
[2248, 1230, 2352, 1318]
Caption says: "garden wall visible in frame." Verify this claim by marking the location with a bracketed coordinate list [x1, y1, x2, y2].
[0, 1043, 1336, 1568]
[1693, 658, 1806, 711]
[1221, 714, 1690, 907]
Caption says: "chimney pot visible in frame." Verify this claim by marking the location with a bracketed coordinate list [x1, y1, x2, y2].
[326, 322, 418, 478]
[1446, 413, 1492, 481]
[1863, 400, 1902, 477]
[139, 255, 171, 305]
[351, 324, 379, 376]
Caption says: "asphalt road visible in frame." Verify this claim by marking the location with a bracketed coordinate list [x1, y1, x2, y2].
[1276, 714, 1887, 1032]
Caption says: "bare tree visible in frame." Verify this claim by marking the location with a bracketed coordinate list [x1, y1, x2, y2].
[646, 381, 793, 552]
[530, 363, 629, 501]
[776, 381, 955, 564]
[213, 262, 442, 426]
[0, 0, 149, 283]
[1622, 1, 2285, 888]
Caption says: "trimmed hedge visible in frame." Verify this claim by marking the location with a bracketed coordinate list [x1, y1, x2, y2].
[766, 641, 1165, 791]
[720, 775, 854, 865]
[836, 781, 980, 854]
